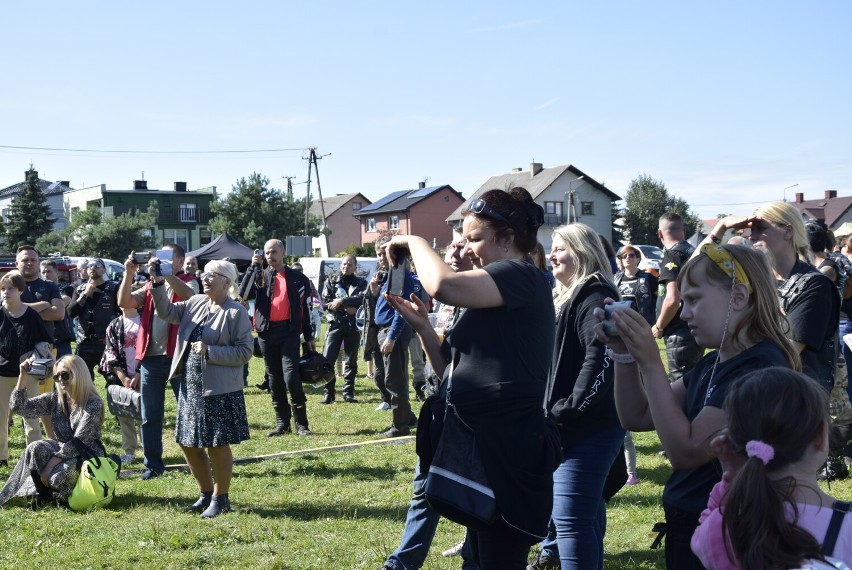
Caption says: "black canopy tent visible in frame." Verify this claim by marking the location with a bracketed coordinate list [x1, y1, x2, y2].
[186, 232, 257, 272]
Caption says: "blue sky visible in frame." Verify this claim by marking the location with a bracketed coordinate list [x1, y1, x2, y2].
[2, 1, 850, 220]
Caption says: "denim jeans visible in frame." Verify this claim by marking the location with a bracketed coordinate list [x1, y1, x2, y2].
[664, 326, 704, 382]
[540, 424, 626, 570]
[385, 460, 478, 570]
[322, 324, 361, 398]
[140, 355, 172, 474]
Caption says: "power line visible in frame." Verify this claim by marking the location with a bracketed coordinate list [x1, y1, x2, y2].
[0, 144, 310, 155]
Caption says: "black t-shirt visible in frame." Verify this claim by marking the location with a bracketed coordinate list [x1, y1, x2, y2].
[447, 259, 555, 395]
[662, 339, 791, 514]
[21, 277, 62, 342]
[780, 260, 840, 388]
[615, 270, 658, 326]
[0, 307, 52, 377]
[656, 241, 693, 335]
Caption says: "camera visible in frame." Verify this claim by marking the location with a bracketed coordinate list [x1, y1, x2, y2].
[132, 252, 152, 264]
[27, 358, 54, 378]
[603, 301, 633, 336]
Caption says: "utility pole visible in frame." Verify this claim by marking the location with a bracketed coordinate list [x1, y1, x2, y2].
[303, 147, 332, 255]
[283, 176, 296, 199]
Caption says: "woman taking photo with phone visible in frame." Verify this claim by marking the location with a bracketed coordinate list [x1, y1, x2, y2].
[386, 187, 561, 569]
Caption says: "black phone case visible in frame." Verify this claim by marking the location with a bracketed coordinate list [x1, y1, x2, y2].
[387, 258, 409, 297]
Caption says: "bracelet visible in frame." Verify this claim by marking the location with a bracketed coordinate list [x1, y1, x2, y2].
[606, 347, 636, 364]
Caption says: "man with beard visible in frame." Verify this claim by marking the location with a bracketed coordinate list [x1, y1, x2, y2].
[68, 258, 121, 382]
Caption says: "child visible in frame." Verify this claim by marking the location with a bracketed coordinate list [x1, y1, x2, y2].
[598, 244, 801, 569]
[691, 368, 852, 569]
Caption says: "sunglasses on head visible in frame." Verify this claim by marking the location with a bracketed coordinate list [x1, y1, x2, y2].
[53, 371, 71, 383]
[468, 198, 511, 226]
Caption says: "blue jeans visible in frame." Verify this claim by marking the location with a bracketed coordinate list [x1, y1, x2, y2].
[140, 355, 172, 474]
[386, 460, 478, 570]
[540, 425, 626, 570]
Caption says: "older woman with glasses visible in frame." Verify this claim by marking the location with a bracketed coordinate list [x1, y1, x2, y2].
[0, 354, 105, 506]
[150, 259, 253, 518]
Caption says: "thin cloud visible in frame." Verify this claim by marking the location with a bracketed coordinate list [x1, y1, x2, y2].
[535, 97, 559, 111]
[466, 19, 543, 33]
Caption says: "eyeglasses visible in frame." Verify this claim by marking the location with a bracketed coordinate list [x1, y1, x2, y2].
[468, 198, 511, 226]
[53, 371, 71, 383]
[201, 271, 229, 282]
[620, 253, 637, 259]
[92, 262, 105, 269]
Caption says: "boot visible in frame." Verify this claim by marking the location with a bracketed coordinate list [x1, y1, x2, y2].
[186, 491, 213, 513]
[292, 404, 312, 436]
[201, 493, 232, 518]
[321, 379, 336, 404]
[267, 402, 292, 437]
[255, 373, 270, 392]
[342, 377, 357, 403]
[30, 469, 54, 503]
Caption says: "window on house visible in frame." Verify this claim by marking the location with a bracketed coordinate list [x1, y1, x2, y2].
[389, 215, 399, 230]
[366, 218, 376, 232]
[1, 208, 9, 223]
[179, 203, 197, 222]
[352, 202, 362, 210]
[544, 201, 563, 215]
[581, 202, 594, 216]
[200, 228, 212, 245]
[163, 228, 189, 251]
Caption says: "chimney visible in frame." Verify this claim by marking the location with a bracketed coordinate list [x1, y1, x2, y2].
[511, 167, 523, 173]
[60, 181, 70, 187]
[795, 192, 804, 203]
[826, 190, 838, 199]
[418, 181, 426, 189]
[174, 181, 187, 192]
[531, 162, 543, 177]
[133, 180, 148, 190]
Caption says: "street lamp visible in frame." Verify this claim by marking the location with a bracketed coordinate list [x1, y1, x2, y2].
[783, 183, 799, 203]
[565, 176, 585, 223]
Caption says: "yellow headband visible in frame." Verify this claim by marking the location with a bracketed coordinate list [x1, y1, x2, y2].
[700, 244, 752, 293]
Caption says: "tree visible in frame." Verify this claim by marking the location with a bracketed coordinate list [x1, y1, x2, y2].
[209, 172, 321, 248]
[622, 174, 701, 245]
[36, 204, 158, 260]
[611, 201, 625, 247]
[3, 166, 55, 250]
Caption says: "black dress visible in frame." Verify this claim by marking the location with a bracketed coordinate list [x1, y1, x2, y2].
[175, 323, 250, 448]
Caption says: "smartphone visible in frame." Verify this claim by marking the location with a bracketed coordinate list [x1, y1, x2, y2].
[603, 301, 633, 336]
[387, 249, 410, 297]
[132, 252, 151, 264]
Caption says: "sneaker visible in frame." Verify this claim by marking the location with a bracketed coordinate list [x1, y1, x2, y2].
[343, 395, 358, 403]
[375, 402, 391, 411]
[527, 552, 560, 570]
[382, 426, 411, 438]
[626, 473, 640, 486]
[320, 393, 335, 405]
[366, 373, 375, 379]
[120, 454, 136, 465]
[140, 469, 163, 480]
[442, 540, 465, 557]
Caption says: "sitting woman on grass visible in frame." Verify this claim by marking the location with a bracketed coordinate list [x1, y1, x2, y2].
[596, 244, 800, 569]
[0, 355, 104, 507]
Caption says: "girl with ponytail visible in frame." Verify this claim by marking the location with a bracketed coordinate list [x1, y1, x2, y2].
[691, 368, 852, 569]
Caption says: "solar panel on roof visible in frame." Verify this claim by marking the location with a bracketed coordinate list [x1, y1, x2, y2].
[408, 185, 439, 199]
[359, 189, 411, 212]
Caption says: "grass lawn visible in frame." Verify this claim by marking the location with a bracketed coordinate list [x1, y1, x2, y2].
[0, 335, 849, 569]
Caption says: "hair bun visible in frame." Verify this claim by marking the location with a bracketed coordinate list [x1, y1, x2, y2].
[524, 201, 544, 231]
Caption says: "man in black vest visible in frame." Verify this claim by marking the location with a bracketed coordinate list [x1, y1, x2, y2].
[240, 239, 316, 436]
[321, 255, 367, 404]
[652, 213, 704, 382]
[68, 257, 121, 383]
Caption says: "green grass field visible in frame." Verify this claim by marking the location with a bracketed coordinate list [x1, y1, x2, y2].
[0, 335, 848, 569]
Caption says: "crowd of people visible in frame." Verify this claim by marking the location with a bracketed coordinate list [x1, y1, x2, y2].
[0, 194, 851, 568]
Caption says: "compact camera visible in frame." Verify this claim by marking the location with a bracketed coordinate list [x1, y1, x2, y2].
[132, 252, 152, 264]
[603, 301, 633, 336]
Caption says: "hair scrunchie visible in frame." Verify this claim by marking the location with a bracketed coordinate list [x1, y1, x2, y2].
[745, 440, 775, 465]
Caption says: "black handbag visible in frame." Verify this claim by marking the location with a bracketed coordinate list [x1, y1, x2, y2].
[424, 362, 497, 530]
[106, 385, 142, 420]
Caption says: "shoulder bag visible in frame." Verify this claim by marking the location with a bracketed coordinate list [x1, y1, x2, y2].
[67, 437, 120, 512]
[424, 362, 497, 530]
